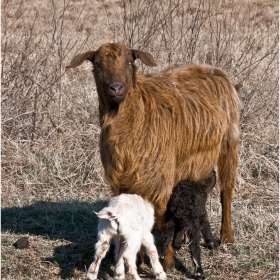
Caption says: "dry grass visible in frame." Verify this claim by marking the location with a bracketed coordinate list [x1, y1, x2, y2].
[1, 0, 279, 279]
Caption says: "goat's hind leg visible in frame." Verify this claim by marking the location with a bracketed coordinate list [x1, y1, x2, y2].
[201, 216, 219, 250]
[121, 235, 142, 280]
[142, 232, 166, 280]
[87, 235, 111, 280]
[113, 237, 125, 280]
[218, 131, 239, 244]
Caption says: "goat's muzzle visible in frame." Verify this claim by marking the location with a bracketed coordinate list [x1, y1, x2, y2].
[107, 82, 125, 103]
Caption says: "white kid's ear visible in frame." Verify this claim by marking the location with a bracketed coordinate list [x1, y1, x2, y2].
[95, 210, 118, 221]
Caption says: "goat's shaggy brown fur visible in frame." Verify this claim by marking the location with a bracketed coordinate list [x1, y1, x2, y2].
[67, 42, 241, 270]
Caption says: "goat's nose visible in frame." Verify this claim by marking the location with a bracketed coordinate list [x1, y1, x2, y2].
[109, 83, 123, 93]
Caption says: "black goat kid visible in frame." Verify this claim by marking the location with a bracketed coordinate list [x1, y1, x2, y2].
[159, 170, 219, 279]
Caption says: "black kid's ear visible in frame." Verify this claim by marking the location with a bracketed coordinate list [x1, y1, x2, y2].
[131, 49, 157, 67]
[66, 51, 95, 68]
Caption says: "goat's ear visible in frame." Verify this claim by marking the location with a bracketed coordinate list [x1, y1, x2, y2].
[95, 210, 117, 221]
[66, 51, 95, 68]
[131, 49, 157, 67]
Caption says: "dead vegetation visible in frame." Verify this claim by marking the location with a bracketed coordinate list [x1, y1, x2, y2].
[1, 0, 279, 279]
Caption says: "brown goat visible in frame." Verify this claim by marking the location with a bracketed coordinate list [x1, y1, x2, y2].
[67, 42, 240, 271]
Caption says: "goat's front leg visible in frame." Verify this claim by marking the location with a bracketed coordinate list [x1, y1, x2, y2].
[87, 237, 111, 280]
[200, 215, 219, 250]
[142, 232, 166, 280]
[155, 207, 176, 273]
[187, 225, 205, 279]
[158, 219, 176, 273]
[162, 243, 176, 273]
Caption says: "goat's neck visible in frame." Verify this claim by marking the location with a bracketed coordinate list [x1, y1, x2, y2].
[99, 103, 119, 127]
[100, 87, 141, 131]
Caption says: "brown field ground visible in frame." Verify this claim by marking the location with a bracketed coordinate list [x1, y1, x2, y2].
[1, 0, 279, 279]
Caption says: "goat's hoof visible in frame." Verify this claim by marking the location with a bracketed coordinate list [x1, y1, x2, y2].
[162, 258, 175, 273]
[86, 272, 97, 280]
[212, 241, 219, 250]
[194, 267, 205, 279]
[194, 275, 206, 280]
[114, 275, 125, 280]
[220, 230, 234, 244]
[127, 275, 141, 280]
[156, 271, 167, 280]
[204, 240, 219, 250]
[162, 265, 174, 274]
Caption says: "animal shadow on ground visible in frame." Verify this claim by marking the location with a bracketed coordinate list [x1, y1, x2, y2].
[1, 200, 116, 279]
[2, 200, 195, 279]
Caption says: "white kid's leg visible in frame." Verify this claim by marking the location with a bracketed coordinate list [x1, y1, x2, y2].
[123, 255, 141, 280]
[122, 236, 141, 280]
[114, 238, 125, 280]
[142, 232, 166, 280]
[87, 237, 110, 280]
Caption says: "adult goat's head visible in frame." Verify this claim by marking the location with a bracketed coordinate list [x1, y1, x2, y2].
[67, 43, 157, 104]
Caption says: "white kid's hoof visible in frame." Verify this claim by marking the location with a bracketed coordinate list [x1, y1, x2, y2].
[114, 274, 125, 280]
[156, 271, 167, 280]
[86, 272, 97, 280]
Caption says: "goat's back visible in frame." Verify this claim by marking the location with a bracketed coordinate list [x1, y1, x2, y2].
[102, 65, 239, 206]
[102, 194, 155, 235]
[167, 184, 209, 221]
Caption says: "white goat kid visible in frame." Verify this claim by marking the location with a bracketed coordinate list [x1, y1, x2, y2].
[87, 194, 166, 280]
